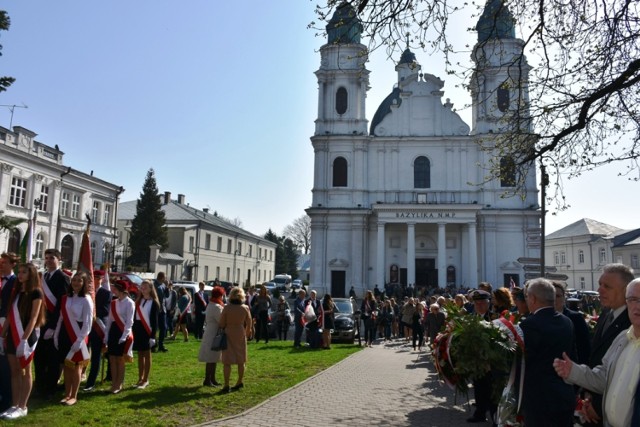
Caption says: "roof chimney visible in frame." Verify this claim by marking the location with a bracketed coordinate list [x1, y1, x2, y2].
[203, 208, 209, 213]
[164, 191, 171, 205]
[177, 194, 185, 204]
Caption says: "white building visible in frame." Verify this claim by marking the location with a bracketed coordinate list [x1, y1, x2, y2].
[545, 218, 640, 290]
[306, 2, 541, 297]
[117, 193, 277, 285]
[0, 125, 123, 269]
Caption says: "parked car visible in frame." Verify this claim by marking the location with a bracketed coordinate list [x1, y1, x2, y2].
[291, 279, 303, 290]
[331, 297, 359, 344]
[107, 271, 144, 297]
[173, 281, 213, 326]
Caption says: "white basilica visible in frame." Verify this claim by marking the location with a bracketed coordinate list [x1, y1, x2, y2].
[306, 1, 541, 297]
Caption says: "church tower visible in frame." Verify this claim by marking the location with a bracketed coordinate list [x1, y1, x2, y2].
[314, 2, 369, 136]
[470, 0, 532, 135]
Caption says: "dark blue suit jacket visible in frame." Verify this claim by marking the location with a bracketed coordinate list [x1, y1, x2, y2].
[563, 307, 591, 365]
[0, 275, 17, 318]
[520, 307, 576, 423]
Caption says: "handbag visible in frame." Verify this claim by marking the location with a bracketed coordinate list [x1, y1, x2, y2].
[304, 303, 317, 323]
[211, 329, 227, 351]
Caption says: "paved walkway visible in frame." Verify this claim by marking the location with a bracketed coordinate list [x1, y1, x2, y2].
[199, 338, 476, 427]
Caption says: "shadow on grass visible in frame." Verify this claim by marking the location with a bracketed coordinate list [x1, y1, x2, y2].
[108, 385, 208, 409]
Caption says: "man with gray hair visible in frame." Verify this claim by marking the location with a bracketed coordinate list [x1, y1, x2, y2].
[519, 278, 576, 426]
[554, 278, 640, 427]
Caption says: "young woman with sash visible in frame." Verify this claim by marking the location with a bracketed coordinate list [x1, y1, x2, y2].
[104, 280, 134, 394]
[132, 280, 159, 389]
[54, 272, 93, 406]
[0, 263, 45, 420]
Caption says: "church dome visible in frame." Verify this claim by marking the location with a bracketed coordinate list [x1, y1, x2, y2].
[399, 48, 417, 65]
[476, 0, 516, 42]
[326, 2, 363, 44]
[370, 87, 402, 135]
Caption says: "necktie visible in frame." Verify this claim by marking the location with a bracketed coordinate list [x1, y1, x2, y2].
[44, 272, 51, 281]
[602, 310, 614, 332]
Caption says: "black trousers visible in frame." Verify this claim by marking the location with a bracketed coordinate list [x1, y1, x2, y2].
[0, 353, 11, 412]
[157, 312, 167, 349]
[85, 327, 110, 387]
[34, 337, 62, 396]
[195, 312, 205, 340]
[255, 310, 269, 342]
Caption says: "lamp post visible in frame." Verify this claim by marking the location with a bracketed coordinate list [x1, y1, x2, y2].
[55, 166, 72, 247]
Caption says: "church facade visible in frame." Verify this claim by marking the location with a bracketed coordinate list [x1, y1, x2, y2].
[306, 2, 541, 297]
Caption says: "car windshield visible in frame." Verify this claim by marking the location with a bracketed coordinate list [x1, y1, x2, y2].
[273, 278, 287, 284]
[124, 274, 143, 285]
[334, 300, 353, 314]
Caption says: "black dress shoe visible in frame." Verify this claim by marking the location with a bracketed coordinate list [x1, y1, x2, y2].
[220, 386, 230, 393]
[466, 416, 487, 423]
[230, 383, 244, 390]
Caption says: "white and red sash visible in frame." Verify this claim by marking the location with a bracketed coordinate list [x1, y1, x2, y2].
[41, 274, 57, 313]
[111, 300, 133, 361]
[61, 295, 90, 363]
[8, 294, 40, 368]
[135, 300, 152, 336]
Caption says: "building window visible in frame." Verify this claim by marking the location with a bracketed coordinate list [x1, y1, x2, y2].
[579, 277, 585, 289]
[204, 266, 209, 281]
[554, 252, 559, 265]
[227, 239, 232, 254]
[497, 85, 510, 112]
[39, 185, 49, 212]
[259, 248, 263, 259]
[258, 269, 261, 282]
[560, 251, 566, 265]
[216, 267, 220, 280]
[91, 240, 97, 261]
[71, 194, 80, 219]
[103, 204, 112, 226]
[335, 87, 348, 115]
[599, 248, 607, 263]
[189, 236, 195, 253]
[632, 254, 639, 269]
[35, 232, 44, 259]
[9, 177, 27, 207]
[237, 242, 242, 256]
[332, 157, 347, 187]
[92, 201, 100, 224]
[61, 192, 70, 217]
[249, 245, 252, 258]
[578, 249, 584, 264]
[217, 237, 222, 252]
[226, 267, 230, 281]
[8, 228, 20, 253]
[500, 157, 516, 187]
[414, 156, 431, 188]
[205, 234, 211, 250]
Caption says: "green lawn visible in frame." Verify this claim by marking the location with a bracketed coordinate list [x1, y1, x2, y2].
[7, 339, 361, 426]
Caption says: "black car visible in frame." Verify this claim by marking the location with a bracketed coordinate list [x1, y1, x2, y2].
[331, 297, 359, 344]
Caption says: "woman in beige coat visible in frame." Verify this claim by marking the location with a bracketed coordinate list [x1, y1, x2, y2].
[218, 287, 252, 393]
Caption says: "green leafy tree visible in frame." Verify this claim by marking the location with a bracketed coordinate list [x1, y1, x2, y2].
[128, 169, 168, 270]
[0, 211, 22, 232]
[264, 229, 299, 279]
[0, 11, 15, 93]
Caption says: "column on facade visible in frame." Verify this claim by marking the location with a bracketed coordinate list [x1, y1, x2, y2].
[438, 223, 447, 287]
[376, 221, 385, 287]
[468, 222, 478, 287]
[351, 216, 365, 292]
[407, 222, 415, 286]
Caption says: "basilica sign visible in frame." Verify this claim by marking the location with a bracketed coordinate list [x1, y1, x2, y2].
[374, 207, 479, 223]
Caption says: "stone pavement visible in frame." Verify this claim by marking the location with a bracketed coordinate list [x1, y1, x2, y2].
[198, 338, 477, 427]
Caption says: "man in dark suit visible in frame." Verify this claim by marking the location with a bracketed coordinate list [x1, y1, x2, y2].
[194, 281, 208, 340]
[580, 263, 634, 426]
[293, 290, 306, 347]
[83, 270, 113, 391]
[520, 278, 576, 426]
[0, 252, 18, 412]
[153, 272, 169, 352]
[34, 248, 70, 398]
[552, 281, 591, 365]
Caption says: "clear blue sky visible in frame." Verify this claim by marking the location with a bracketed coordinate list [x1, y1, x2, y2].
[1, 1, 636, 236]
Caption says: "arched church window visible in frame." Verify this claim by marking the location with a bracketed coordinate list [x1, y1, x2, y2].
[335, 87, 348, 115]
[333, 156, 348, 187]
[497, 84, 510, 112]
[414, 156, 431, 188]
[35, 232, 44, 259]
[7, 228, 20, 254]
[500, 156, 516, 187]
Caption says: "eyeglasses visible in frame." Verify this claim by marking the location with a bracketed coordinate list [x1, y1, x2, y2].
[626, 297, 640, 305]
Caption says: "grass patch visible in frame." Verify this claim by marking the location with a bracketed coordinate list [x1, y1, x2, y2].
[9, 340, 361, 426]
